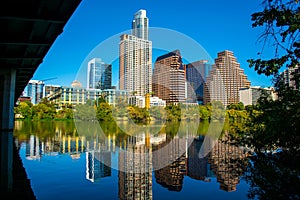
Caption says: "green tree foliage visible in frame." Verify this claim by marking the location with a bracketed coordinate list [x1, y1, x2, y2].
[165, 104, 181, 121]
[55, 107, 73, 119]
[31, 98, 56, 120]
[14, 100, 33, 119]
[243, 86, 300, 154]
[199, 105, 211, 120]
[126, 105, 150, 123]
[73, 102, 97, 121]
[227, 102, 245, 110]
[181, 104, 199, 120]
[96, 102, 113, 121]
[209, 101, 226, 121]
[113, 97, 128, 119]
[247, 0, 300, 76]
[149, 106, 166, 121]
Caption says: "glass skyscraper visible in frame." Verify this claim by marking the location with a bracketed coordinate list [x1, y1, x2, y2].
[87, 58, 112, 90]
[186, 60, 212, 104]
[132, 9, 149, 40]
[26, 80, 44, 104]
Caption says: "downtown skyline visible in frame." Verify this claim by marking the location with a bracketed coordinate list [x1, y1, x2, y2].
[31, 0, 274, 88]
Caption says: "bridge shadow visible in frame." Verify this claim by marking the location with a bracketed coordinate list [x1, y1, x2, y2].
[0, 131, 36, 200]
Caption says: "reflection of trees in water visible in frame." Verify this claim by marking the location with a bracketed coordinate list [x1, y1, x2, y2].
[244, 153, 300, 200]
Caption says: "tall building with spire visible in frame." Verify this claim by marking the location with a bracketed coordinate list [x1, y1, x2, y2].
[119, 9, 152, 96]
[204, 50, 251, 106]
[132, 9, 148, 40]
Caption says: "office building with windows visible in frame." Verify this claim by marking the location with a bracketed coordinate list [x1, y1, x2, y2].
[280, 65, 299, 90]
[152, 50, 186, 104]
[204, 50, 251, 106]
[26, 80, 45, 104]
[186, 60, 212, 104]
[48, 85, 129, 108]
[87, 58, 112, 90]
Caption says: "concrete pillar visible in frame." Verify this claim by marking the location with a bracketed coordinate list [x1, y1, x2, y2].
[0, 131, 13, 192]
[0, 68, 16, 192]
[0, 68, 16, 130]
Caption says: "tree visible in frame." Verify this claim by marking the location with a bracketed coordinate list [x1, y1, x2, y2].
[14, 101, 33, 119]
[244, 0, 300, 153]
[73, 102, 97, 121]
[247, 0, 300, 77]
[56, 107, 73, 119]
[29, 98, 56, 119]
[165, 104, 181, 121]
[243, 2, 300, 199]
[199, 105, 211, 120]
[96, 102, 113, 121]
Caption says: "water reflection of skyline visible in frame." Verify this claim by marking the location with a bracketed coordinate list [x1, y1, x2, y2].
[14, 121, 248, 199]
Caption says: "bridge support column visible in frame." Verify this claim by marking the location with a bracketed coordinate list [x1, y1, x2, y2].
[0, 68, 16, 192]
[0, 68, 16, 129]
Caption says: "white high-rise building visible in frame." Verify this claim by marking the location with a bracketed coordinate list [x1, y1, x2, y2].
[119, 9, 152, 96]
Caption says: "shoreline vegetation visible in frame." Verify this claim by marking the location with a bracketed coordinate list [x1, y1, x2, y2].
[14, 98, 248, 124]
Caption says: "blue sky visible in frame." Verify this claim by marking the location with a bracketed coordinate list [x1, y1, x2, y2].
[32, 0, 275, 88]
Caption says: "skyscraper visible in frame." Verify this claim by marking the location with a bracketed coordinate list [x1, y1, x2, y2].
[87, 58, 112, 90]
[152, 50, 186, 104]
[132, 9, 148, 40]
[204, 50, 251, 106]
[186, 60, 212, 103]
[26, 80, 44, 104]
[119, 9, 152, 96]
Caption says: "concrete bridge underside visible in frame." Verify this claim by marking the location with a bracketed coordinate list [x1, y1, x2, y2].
[0, 0, 81, 196]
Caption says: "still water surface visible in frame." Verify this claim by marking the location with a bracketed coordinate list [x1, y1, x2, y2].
[13, 120, 251, 200]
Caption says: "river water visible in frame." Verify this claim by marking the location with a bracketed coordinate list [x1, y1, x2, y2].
[13, 120, 251, 200]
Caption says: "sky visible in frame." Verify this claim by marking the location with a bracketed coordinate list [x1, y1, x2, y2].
[32, 0, 276, 88]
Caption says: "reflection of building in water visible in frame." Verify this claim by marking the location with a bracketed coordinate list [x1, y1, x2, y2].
[153, 136, 187, 191]
[60, 136, 85, 159]
[85, 135, 112, 183]
[208, 135, 247, 192]
[154, 156, 185, 191]
[186, 139, 212, 181]
[118, 134, 153, 200]
[153, 136, 248, 192]
[86, 151, 111, 183]
[25, 135, 42, 160]
[25, 134, 85, 160]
